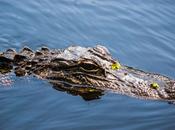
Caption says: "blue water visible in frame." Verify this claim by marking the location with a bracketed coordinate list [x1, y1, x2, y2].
[0, 0, 175, 130]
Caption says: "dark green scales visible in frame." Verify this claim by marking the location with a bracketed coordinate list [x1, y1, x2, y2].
[0, 45, 174, 101]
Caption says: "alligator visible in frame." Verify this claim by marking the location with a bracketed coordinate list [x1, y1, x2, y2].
[0, 45, 174, 102]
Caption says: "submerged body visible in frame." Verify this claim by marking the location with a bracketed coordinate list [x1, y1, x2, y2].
[0, 45, 174, 101]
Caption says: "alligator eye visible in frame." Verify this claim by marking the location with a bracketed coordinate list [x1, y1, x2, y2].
[80, 63, 99, 71]
[77, 60, 105, 76]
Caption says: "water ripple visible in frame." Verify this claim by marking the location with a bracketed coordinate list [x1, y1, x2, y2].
[0, 0, 175, 130]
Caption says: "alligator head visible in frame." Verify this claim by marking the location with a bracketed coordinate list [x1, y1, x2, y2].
[0, 45, 175, 101]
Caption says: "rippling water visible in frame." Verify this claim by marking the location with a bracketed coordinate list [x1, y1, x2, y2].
[0, 0, 175, 130]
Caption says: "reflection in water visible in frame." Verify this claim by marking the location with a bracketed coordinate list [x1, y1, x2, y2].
[53, 83, 104, 101]
[0, 62, 104, 101]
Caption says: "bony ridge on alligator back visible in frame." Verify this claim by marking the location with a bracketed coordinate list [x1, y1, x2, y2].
[0, 45, 174, 102]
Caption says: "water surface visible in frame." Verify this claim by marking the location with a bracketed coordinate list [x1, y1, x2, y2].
[0, 0, 175, 130]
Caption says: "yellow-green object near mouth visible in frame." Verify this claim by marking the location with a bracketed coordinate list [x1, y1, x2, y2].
[150, 82, 159, 89]
[111, 62, 121, 70]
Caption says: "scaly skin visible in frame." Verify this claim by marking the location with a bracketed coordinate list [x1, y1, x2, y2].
[0, 45, 174, 101]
